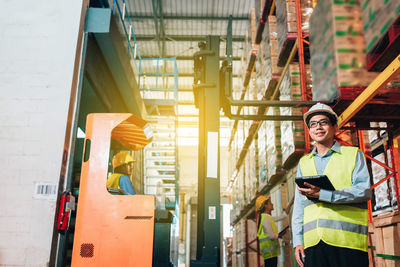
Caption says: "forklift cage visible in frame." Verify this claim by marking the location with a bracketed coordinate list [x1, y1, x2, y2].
[71, 113, 154, 266]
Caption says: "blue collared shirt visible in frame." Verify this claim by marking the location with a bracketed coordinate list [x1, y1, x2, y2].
[291, 142, 371, 248]
[119, 175, 136, 195]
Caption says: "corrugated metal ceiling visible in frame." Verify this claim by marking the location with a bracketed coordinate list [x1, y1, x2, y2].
[125, 0, 253, 115]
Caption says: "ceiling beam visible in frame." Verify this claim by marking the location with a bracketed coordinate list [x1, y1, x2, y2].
[136, 35, 245, 42]
[128, 15, 249, 21]
[141, 55, 241, 61]
[143, 73, 241, 78]
[158, 0, 166, 58]
[151, 0, 161, 57]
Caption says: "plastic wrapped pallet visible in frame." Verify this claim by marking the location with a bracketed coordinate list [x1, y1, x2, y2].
[372, 152, 397, 210]
[280, 71, 296, 164]
[310, 0, 377, 102]
[274, 107, 283, 171]
[257, 17, 272, 96]
[276, 0, 313, 55]
[289, 63, 307, 147]
[268, 16, 284, 75]
[359, 0, 400, 53]
[258, 124, 267, 191]
[266, 108, 277, 176]
[254, 133, 261, 190]
[265, 108, 284, 175]
[232, 181, 240, 217]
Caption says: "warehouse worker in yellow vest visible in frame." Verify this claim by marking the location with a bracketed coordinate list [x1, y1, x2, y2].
[256, 195, 286, 267]
[292, 103, 371, 267]
[106, 151, 136, 195]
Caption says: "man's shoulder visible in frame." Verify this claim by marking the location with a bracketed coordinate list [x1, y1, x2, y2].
[299, 152, 313, 161]
[339, 145, 359, 154]
[119, 174, 130, 180]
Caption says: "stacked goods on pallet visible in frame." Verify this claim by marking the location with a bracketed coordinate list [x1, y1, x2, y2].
[231, 179, 240, 217]
[238, 220, 246, 253]
[246, 219, 264, 266]
[238, 168, 246, 211]
[268, 16, 284, 75]
[232, 224, 243, 267]
[274, 107, 283, 171]
[246, 219, 258, 248]
[289, 63, 309, 148]
[276, 0, 313, 62]
[359, 0, 400, 69]
[258, 21, 271, 95]
[266, 109, 278, 176]
[371, 151, 397, 211]
[280, 183, 293, 267]
[245, 146, 256, 204]
[253, 138, 261, 191]
[276, 0, 296, 54]
[258, 125, 268, 190]
[336, 128, 358, 146]
[279, 71, 296, 164]
[368, 211, 400, 267]
[309, 0, 376, 102]
[361, 0, 400, 51]
[265, 107, 284, 177]
[243, 153, 249, 208]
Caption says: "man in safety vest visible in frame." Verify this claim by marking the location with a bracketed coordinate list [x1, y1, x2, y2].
[106, 151, 136, 195]
[256, 195, 286, 267]
[292, 103, 371, 267]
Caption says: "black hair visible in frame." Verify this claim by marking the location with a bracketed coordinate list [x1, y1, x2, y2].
[306, 111, 337, 127]
[114, 164, 129, 175]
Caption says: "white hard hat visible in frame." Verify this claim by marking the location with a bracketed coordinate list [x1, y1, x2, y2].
[303, 103, 338, 126]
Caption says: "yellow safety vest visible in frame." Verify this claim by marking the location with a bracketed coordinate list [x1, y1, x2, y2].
[106, 173, 123, 189]
[299, 146, 368, 252]
[257, 214, 280, 259]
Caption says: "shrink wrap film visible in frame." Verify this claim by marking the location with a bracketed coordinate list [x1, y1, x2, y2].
[280, 71, 296, 164]
[268, 16, 284, 75]
[276, 0, 313, 55]
[266, 108, 279, 176]
[310, 0, 379, 101]
[371, 152, 397, 209]
[258, 125, 267, 190]
[359, 0, 400, 52]
[274, 107, 283, 170]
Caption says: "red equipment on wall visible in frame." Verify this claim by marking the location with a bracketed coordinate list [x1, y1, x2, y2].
[57, 190, 75, 231]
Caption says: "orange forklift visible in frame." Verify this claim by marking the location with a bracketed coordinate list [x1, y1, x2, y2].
[71, 113, 154, 266]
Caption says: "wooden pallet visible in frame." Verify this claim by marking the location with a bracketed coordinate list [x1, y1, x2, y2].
[368, 211, 400, 267]
[367, 15, 400, 72]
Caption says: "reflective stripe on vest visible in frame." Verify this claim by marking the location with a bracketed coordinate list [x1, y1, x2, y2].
[300, 146, 368, 252]
[261, 245, 281, 253]
[257, 214, 280, 259]
[106, 173, 123, 189]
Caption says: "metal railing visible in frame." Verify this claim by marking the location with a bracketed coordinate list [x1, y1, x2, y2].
[112, 0, 142, 74]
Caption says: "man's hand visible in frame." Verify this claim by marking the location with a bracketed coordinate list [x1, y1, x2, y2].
[295, 245, 305, 267]
[297, 182, 321, 198]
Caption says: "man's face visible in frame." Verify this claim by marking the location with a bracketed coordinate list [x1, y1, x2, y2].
[265, 201, 274, 212]
[308, 114, 337, 145]
[126, 162, 134, 175]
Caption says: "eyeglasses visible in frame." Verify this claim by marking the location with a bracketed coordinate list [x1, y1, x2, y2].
[309, 119, 329, 128]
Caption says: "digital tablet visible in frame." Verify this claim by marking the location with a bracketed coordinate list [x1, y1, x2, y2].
[295, 175, 335, 191]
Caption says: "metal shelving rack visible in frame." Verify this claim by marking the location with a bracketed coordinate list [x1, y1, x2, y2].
[229, 0, 312, 266]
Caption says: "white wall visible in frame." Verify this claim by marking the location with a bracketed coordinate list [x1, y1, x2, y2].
[0, 1, 86, 265]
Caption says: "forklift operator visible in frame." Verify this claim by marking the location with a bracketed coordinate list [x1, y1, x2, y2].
[106, 151, 136, 195]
